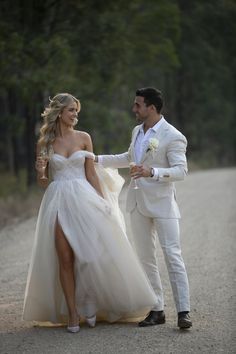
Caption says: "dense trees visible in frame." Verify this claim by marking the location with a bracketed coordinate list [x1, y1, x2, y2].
[0, 0, 235, 186]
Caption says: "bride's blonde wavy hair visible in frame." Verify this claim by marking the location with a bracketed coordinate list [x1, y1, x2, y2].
[38, 93, 80, 151]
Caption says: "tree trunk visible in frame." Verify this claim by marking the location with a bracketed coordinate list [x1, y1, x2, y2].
[24, 105, 36, 187]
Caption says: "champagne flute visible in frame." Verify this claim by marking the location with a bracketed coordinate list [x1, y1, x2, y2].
[129, 162, 139, 190]
[39, 148, 49, 180]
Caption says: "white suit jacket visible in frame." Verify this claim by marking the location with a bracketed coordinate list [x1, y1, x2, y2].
[99, 119, 188, 219]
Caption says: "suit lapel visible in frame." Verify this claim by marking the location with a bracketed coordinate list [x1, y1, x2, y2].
[130, 126, 140, 162]
[140, 119, 169, 163]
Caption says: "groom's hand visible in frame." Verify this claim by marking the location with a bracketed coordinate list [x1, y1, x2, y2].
[130, 165, 152, 178]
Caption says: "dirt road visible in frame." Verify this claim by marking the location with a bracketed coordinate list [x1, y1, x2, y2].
[0, 168, 236, 354]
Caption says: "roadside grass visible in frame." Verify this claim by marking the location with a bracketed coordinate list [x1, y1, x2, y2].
[0, 169, 43, 229]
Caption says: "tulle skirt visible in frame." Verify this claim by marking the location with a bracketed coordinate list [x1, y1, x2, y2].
[23, 165, 156, 323]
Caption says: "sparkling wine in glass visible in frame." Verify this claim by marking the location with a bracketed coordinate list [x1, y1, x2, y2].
[129, 162, 139, 190]
[39, 148, 48, 180]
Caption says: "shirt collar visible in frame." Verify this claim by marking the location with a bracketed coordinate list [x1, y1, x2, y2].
[139, 115, 165, 133]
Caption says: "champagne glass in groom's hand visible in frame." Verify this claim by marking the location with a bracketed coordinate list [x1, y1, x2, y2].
[129, 162, 139, 190]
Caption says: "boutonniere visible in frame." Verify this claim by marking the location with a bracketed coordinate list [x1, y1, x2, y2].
[146, 138, 159, 155]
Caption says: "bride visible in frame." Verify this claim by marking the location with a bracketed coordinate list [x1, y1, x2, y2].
[22, 93, 157, 333]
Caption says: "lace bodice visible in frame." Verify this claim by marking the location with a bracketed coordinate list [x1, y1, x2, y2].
[49, 150, 95, 181]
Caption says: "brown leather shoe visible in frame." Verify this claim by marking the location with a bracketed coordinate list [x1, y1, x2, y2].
[178, 312, 192, 329]
[138, 311, 165, 327]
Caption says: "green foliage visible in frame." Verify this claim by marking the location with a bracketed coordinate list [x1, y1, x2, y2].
[0, 169, 27, 197]
[0, 0, 235, 191]
[173, 0, 236, 165]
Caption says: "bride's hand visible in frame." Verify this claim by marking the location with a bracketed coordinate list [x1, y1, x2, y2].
[35, 156, 48, 173]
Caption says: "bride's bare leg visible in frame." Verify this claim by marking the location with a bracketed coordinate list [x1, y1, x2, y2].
[55, 220, 79, 326]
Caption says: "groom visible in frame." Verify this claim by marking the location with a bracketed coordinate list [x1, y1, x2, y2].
[96, 87, 192, 329]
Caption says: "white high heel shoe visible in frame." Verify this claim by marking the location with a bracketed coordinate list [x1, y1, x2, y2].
[85, 315, 96, 328]
[67, 316, 80, 333]
[67, 324, 80, 333]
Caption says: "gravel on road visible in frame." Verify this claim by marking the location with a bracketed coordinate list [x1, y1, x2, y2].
[0, 168, 236, 354]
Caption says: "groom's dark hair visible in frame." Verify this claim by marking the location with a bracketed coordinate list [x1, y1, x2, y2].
[136, 87, 163, 113]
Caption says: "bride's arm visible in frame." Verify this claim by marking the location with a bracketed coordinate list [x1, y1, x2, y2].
[83, 133, 104, 198]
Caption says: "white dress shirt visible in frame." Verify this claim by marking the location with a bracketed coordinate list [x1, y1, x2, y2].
[134, 117, 164, 180]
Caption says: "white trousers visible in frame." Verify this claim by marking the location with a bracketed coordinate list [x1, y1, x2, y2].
[130, 207, 190, 313]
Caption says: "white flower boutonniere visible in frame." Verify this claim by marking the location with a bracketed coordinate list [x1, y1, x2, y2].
[146, 138, 159, 156]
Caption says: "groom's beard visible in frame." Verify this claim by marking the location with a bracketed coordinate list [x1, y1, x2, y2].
[135, 116, 143, 124]
[135, 113, 148, 124]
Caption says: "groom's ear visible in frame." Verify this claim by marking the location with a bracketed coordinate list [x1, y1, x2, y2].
[149, 104, 156, 112]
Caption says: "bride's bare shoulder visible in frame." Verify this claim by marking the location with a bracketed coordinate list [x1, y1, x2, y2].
[75, 130, 91, 140]
[74, 131, 92, 148]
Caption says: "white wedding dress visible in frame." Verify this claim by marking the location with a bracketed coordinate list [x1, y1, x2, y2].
[23, 150, 156, 323]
